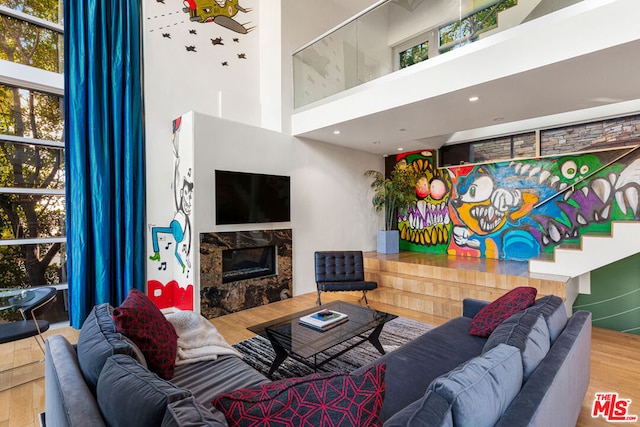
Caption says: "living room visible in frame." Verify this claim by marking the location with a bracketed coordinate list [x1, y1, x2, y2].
[2, 0, 640, 425]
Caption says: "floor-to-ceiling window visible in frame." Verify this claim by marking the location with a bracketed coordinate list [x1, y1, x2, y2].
[0, 1, 67, 324]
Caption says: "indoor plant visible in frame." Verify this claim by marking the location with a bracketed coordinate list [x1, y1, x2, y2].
[365, 163, 419, 253]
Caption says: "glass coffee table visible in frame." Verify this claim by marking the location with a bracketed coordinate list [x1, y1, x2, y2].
[248, 300, 397, 378]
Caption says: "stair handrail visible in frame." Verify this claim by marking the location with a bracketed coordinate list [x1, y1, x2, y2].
[533, 144, 640, 209]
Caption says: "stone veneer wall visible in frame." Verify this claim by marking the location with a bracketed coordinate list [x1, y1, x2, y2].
[541, 114, 640, 155]
[472, 132, 537, 163]
[199, 229, 292, 318]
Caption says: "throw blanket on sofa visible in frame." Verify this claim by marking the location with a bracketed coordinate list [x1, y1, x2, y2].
[166, 311, 240, 365]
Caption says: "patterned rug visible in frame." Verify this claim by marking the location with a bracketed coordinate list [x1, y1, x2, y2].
[233, 317, 434, 380]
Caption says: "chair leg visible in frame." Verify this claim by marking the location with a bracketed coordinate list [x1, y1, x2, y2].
[30, 309, 46, 354]
[316, 290, 322, 306]
[360, 291, 370, 307]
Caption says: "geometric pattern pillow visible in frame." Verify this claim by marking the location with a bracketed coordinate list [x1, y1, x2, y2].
[212, 363, 386, 427]
[469, 287, 537, 337]
[113, 289, 178, 379]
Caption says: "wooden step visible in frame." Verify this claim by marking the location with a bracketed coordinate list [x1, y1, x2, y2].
[362, 251, 568, 318]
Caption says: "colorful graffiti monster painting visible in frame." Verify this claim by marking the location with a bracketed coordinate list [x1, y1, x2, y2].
[397, 151, 453, 253]
[394, 146, 640, 261]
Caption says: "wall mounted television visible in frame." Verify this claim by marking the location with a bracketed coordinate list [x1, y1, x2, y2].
[215, 170, 291, 225]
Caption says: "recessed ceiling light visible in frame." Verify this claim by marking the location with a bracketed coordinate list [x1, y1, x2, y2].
[399, 128, 406, 132]
[372, 141, 381, 144]
[494, 117, 504, 122]
[333, 130, 341, 135]
[468, 96, 480, 102]
[397, 148, 404, 151]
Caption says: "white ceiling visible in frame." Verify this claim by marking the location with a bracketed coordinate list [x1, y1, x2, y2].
[293, 39, 640, 156]
[290, 0, 640, 156]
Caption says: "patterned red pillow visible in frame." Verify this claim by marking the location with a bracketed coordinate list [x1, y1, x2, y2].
[469, 287, 537, 337]
[112, 289, 178, 379]
[212, 363, 386, 427]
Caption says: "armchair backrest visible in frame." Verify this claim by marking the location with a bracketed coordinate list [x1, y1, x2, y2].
[314, 251, 365, 283]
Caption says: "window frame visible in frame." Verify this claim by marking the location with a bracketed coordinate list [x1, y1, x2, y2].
[0, 3, 67, 324]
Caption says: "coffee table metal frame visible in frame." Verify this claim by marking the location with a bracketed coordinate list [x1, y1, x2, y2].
[247, 300, 397, 378]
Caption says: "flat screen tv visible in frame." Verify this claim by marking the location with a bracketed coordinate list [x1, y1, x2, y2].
[215, 170, 291, 225]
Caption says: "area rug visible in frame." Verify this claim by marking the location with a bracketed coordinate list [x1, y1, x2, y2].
[233, 317, 434, 380]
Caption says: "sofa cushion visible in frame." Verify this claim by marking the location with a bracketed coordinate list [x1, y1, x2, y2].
[77, 303, 140, 394]
[113, 289, 178, 379]
[429, 344, 523, 427]
[353, 316, 487, 422]
[96, 354, 191, 427]
[383, 390, 453, 427]
[212, 363, 386, 427]
[171, 355, 269, 406]
[531, 295, 568, 343]
[469, 287, 537, 337]
[483, 311, 550, 380]
[162, 396, 228, 427]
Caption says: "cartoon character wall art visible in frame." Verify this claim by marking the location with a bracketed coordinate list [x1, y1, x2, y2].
[448, 164, 540, 260]
[182, 0, 254, 34]
[397, 151, 453, 253]
[147, 0, 255, 67]
[149, 117, 193, 275]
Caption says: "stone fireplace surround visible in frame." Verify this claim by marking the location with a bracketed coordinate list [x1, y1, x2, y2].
[199, 229, 292, 319]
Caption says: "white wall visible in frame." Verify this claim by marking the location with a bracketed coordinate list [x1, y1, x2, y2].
[192, 112, 383, 298]
[143, 0, 263, 231]
[142, 0, 387, 309]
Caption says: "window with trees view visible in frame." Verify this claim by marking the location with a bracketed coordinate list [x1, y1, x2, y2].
[399, 41, 429, 69]
[0, 1, 68, 323]
[439, 0, 517, 53]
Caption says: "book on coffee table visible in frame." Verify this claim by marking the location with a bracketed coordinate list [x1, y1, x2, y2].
[299, 309, 349, 331]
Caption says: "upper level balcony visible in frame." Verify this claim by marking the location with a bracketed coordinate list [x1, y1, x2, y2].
[291, 0, 640, 155]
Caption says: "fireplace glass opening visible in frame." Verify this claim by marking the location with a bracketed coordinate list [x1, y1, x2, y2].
[222, 245, 277, 283]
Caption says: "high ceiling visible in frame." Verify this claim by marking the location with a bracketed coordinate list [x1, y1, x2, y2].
[293, 39, 640, 156]
[290, 0, 640, 156]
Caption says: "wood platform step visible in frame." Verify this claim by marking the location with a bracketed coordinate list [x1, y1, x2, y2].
[361, 251, 569, 319]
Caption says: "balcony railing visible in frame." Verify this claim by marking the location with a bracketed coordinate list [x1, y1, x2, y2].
[293, 0, 582, 109]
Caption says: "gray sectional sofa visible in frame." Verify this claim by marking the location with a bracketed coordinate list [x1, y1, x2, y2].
[44, 296, 591, 426]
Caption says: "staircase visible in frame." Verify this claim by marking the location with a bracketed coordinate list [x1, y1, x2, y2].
[361, 252, 568, 320]
[528, 221, 640, 278]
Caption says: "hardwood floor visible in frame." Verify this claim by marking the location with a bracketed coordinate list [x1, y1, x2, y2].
[1, 292, 639, 426]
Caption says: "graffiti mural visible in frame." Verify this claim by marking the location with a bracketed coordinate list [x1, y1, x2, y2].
[397, 150, 453, 253]
[147, 116, 195, 310]
[395, 146, 640, 261]
[146, 0, 255, 67]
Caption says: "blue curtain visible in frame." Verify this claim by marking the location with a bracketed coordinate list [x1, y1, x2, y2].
[64, 1, 145, 328]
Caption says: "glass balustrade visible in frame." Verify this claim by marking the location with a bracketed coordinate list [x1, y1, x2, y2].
[293, 0, 583, 109]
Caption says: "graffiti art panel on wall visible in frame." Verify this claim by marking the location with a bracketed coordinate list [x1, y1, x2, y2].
[148, 116, 195, 310]
[395, 146, 640, 261]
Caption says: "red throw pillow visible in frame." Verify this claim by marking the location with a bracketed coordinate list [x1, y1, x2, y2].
[469, 287, 537, 337]
[112, 289, 178, 379]
[212, 363, 386, 427]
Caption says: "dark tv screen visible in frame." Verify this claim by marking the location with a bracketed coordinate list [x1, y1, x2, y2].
[215, 170, 291, 225]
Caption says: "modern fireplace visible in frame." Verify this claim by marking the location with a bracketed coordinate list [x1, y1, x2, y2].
[222, 245, 276, 283]
[200, 229, 292, 318]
